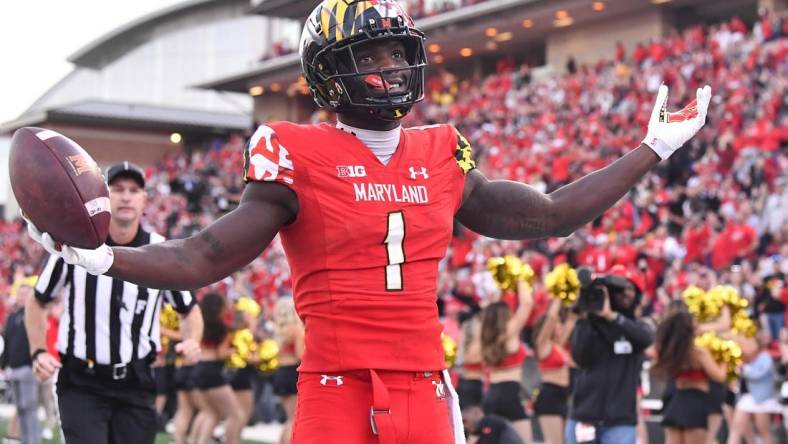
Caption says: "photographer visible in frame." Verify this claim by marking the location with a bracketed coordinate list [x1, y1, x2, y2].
[566, 266, 654, 444]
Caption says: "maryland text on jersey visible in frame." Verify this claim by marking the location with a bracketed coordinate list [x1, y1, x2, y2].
[353, 183, 428, 203]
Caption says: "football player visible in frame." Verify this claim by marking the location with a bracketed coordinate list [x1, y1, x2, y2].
[27, 1, 711, 443]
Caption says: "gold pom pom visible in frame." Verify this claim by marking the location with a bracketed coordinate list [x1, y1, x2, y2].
[159, 303, 181, 330]
[228, 328, 257, 369]
[685, 285, 758, 337]
[682, 286, 722, 322]
[442, 333, 458, 369]
[544, 263, 580, 307]
[707, 285, 749, 312]
[235, 296, 261, 318]
[257, 339, 280, 373]
[695, 331, 743, 381]
[731, 311, 758, 338]
[488, 256, 535, 291]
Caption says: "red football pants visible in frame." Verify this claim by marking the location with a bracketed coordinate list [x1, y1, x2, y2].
[291, 369, 457, 444]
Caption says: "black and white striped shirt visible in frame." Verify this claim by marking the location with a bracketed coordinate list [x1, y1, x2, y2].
[34, 228, 194, 365]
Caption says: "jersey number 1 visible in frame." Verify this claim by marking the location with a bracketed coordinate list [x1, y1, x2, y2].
[383, 211, 405, 291]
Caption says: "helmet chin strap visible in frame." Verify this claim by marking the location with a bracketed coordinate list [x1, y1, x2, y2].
[340, 103, 410, 123]
[368, 106, 409, 121]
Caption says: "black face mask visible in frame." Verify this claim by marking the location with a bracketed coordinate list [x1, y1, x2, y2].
[329, 34, 426, 121]
[301, 1, 427, 122]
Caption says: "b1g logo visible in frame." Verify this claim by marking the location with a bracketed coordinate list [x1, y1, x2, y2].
[337, 165, 367, 178]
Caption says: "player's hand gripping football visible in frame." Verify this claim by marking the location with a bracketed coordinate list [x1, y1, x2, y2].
[642, 84, 712, 160]
[26, 219, 114, 276]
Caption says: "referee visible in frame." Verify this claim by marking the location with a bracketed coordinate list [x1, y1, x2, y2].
[24, 162, 204, 444]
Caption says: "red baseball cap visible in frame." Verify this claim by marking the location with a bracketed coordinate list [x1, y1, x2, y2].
[608, 264, 645, 293]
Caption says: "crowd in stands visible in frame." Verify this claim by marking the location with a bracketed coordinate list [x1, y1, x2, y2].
[1, 10, 786, 442]
[410, 13, 787, 337]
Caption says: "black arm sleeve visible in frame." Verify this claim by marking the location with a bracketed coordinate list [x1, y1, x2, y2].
[613, 316, 654, 351]
[163, 289, 196, 314]
[571, 318, 607, 368]
[34, 255, 67, 304]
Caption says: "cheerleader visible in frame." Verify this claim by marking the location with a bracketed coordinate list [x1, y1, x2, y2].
[531, 298, 576, 444]
[229, 297, 262, 431]
[457, 315, 484, 411]
[168, 300, 200, 444]
[171, 356, 197, 444]
[272, 297, 304, 444]
[697, 303, 734, 444]
[154, 304, 180, 428]
[480, 281, 534, 443]
[192, 293, 245, 444]
[652, 308, 727, 444]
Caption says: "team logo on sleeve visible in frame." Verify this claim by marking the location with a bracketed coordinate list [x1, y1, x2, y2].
[244, 125, 294, 185]
[454, 129, 476, 174]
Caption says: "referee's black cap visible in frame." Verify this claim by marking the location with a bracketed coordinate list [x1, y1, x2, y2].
[106, 161, 145, 188]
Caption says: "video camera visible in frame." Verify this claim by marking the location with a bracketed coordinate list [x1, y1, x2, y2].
[575, 267, 632, 313]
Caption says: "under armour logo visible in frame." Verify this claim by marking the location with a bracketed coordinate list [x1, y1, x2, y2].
[432, 380, 446, 399]
[320, 375, 344, 386]
[408, 166, 428, 179]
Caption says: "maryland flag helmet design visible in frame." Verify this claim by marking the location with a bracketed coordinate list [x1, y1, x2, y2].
[300, 0, 427, 121]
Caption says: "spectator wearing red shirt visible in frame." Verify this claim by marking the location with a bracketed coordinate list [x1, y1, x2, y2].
[711, 213, 758, 270]
[578, 236, 613, 273]
[683, 215, 712, 264]
[612, 231, 639, 268]
[632, 42, 648, 65]
[615, 41, 626, 63]
[649, 38, 667, 63]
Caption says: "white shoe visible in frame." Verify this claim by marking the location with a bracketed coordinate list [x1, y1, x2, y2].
[41, 428, 54, 440]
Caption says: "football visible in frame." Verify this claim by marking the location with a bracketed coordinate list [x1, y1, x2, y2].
[9, 127, 110, 249]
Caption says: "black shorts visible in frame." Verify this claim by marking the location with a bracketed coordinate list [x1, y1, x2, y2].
[533, 382, 569, 417]
[662, 388, 709, 429]
[725, 388, 736, 407]
[193, 361, 227, 390]
[482, 381, 529, 421]
[457, 378, 483, 410]
[153, 366, 169, 396]
[273, 364, 298, 396]
[174, 365, 195, 391]
[230, 366, 256, 391]
[706, 381, 725, 414]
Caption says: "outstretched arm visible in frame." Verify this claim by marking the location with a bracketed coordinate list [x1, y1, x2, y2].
[29, 181, 297, 291]
[457, 145, 659, 239]
[457, 85, 711, 240]
[108, 182, 297, 290]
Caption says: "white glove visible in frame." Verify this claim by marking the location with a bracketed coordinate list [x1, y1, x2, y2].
[642, 84, 712, 160]
[27, 221, 114, 276]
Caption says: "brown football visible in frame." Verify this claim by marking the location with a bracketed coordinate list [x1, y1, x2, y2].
[9, 127, 110, 249]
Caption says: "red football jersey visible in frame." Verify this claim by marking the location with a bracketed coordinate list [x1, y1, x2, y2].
[244, 122, 475, 372]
